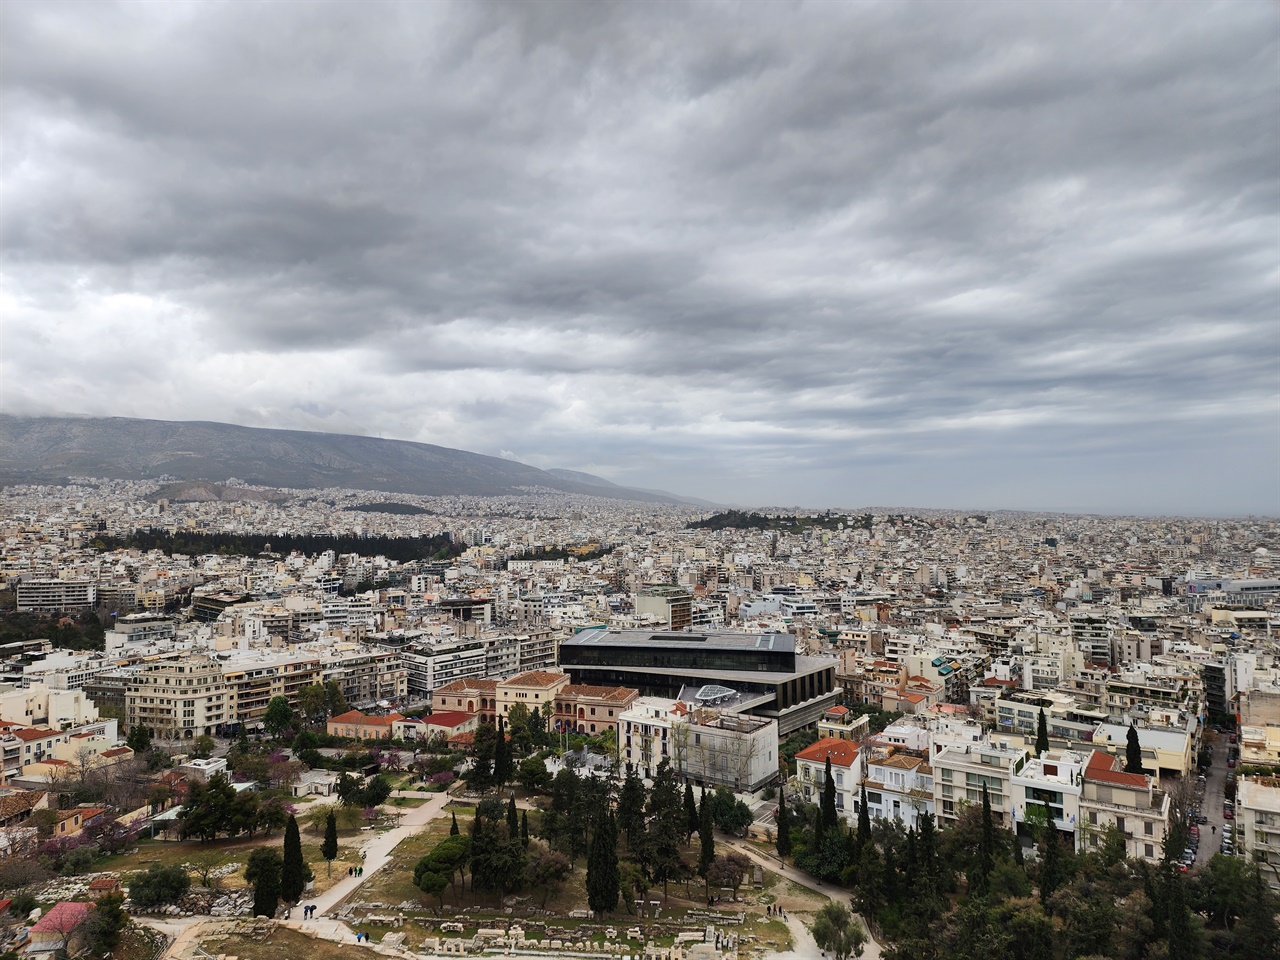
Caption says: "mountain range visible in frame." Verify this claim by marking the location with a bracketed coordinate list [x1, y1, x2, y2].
[0, 415, 708, 505]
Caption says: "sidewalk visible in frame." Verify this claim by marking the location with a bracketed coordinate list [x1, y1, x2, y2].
[304, 791, 454, 919]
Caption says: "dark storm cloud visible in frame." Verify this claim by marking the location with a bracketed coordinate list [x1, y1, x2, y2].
[2, 0, 1277, 514]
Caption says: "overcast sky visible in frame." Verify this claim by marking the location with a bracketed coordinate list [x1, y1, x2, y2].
[2, 1, 1277, 516]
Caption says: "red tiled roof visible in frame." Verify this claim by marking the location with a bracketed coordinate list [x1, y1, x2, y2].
[436, 678, 498, 694]
[825, 706, 850, 716]
[1084, 750, 1148, 788]
[795, 737, 861, 768]
[559, 684, 637, 703]
[11, 728, 58, 742]
[502, 670, 569, 688]
[31, 901, 92, 932]
[423, 711, 474, 729]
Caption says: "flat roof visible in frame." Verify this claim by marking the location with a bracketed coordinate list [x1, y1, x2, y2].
[564, 627, 796, 654]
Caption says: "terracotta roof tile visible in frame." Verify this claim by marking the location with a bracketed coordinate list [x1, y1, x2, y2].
[795, 737, 861, 768]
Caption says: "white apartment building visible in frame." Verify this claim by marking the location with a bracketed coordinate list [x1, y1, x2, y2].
[15, 579, 97, 614]
[1237, 775, 1280, 891]
[400, 638, 489, 700]
[932, 739, 1029, 829]
[0, 685, 100, 729]
[1011, 750, 1086, 841]
[621, 697, 779, 793]
[862, 752, 935, 828]
[20, 652, 112, 691]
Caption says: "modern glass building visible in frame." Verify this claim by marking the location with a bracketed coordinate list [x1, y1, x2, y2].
[559, 628, 839, 736]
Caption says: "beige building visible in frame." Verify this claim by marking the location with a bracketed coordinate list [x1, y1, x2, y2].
[496, 670, 571, 720]
[1079, 750, 1170, 864]
[125, 655, 229, 739]
[220, 651, 322, 728]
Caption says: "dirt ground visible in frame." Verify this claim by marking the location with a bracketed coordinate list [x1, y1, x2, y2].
[199, 926, 383, 960]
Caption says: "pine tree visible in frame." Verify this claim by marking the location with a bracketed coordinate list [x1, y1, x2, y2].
[321, 810, 339, 877]
[683, 781, 698, 843]
[586, 811, 620, 917]
[698, 789, 715, 890]
[1035, 708, 1049, 757]
[775, 787, 792, 858]
[450, 812, 460, 836]
[820, 757, 838, 830]
[281, 815, 307, 903]
[1125, 723, 1144, 774]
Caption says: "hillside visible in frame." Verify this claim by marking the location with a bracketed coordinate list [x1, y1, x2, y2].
[0, 415, 696, 504]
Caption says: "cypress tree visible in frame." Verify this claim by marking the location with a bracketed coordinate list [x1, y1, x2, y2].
[971, 783, 994, 896]
[775, 787, 792, 858]
[494, 717, 511, 786]
[507, 794, 519, 838]
[1035, 708, 1049, 757]
[586, 811, 620, 918]
[683, 781, 698, 843]
[1125, 723, 1144, 774]
[698, 789, 715, 889]
[1039, 820, 1062, 909]
[281, 815, 307, 903]
[321, 810, 339, 877]
[820, 757, 838, 830]
[521, 809, 529, 848]
[450, 812, 460, 836]
[857, 783, 871, 849]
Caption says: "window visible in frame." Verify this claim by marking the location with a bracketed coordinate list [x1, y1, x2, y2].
[1144, 821, 1154, 836]
[1116, 817, 1126, 834]
[1145, 844, 1154, 859]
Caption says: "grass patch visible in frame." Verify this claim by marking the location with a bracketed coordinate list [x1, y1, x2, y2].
[96, 835, 364, 895]
[200, 926, 382, 960]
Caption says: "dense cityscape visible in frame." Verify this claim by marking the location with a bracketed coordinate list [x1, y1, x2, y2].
[0, 478, 1275, 959]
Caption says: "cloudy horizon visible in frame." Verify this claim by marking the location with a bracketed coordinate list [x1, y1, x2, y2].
[2, 1, 1277, 516]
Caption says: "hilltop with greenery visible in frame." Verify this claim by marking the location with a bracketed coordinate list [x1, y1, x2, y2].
[688, 510, 873, 533]
[93, 529, 462, 564]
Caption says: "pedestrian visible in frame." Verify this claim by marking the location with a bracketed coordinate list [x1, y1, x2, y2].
[1213, 825, 1217, 834]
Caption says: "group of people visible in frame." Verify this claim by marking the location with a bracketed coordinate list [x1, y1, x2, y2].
[347, 866, 365, 877]
[301, 904, 318, 919]
[354, 932, 371, 942]
[765, 904, 787, 921]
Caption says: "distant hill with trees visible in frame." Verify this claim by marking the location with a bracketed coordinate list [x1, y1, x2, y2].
[688, 510, 873, 533]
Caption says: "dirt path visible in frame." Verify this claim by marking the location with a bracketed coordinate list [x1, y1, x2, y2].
[722, 837, 883, 960]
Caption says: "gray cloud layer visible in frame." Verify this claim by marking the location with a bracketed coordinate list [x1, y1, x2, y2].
[2, 0, 1277, 515]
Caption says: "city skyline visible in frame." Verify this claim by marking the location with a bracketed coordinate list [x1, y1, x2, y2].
[2, 2, 1277, 516]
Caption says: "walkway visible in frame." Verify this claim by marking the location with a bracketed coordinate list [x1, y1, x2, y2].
[722, 837, 883, 960]
[306, 790, 455, 919]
